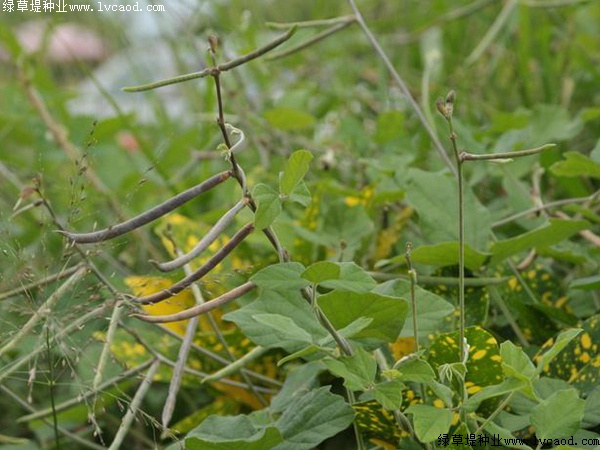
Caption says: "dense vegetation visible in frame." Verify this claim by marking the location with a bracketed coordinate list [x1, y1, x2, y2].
[0, 1, 599, 449]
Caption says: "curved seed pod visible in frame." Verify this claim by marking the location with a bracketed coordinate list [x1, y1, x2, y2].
[154, 198, 248, 272]
[60, 170, 232, 244]
[132, 282, 256, 323]
[135, 222, 254, 305]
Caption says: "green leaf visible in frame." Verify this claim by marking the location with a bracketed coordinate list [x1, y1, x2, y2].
[373, 279, 454, 339]
[301, 261, 341, 284]
[535, 315, 599, 395]
[252, 314, 313, 345]
[319, 262, 377, 293]
[321, 317, 374, 344]
[223, 290, 328, 352]
[289, 181, 312, 206]
[323, 347, 377, 391]
[274, 387, 355, 450]
[370, 380, 406, 410]
[271, 362, 324, 413]
[185, 415, 283, 450]
[393, 357, 436, 383]
[490, 219, 589, 264]
[318, 291, 408, 343]
[531, 389, 585, 440]
[482, 421, 533, 450]
[583, 386, 600, 428]
[409, 242, 490, 271]
[277, 345, 325, 367]
[550, 151, 600, 179]
[253, 183, 282, 230]
[250, 262, 309, 291]
[321, 202, 374, 251]
[279, 150, 313, 196]
[264, 107, 316, 131]
[405, 404, 453, 443]
[535, 328, 583, 374]
[462, 378, 527, 413]
[570, 275, 600, 291]
[500, 341, 536, 382]
[406, 169, 492, 251]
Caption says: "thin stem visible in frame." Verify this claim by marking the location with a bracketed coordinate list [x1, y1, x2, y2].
[266, 15, 356, 29]
[17, 360, 155, 423]
[488, 286, 529, 347]
[108, 359, 161, 450]
[446, 113, 466, 362]
[201, 346, 269, 383]
[369, 272, 509, 286]
[460, 144, 555, 161]
[405, 243, 419, 352]
[347, 0, 457, 176]
[93, 300, 124, 401]
[60, 170, 232, 244]
[152, 322, 282, 387]
[492, 191, 600, 227]
[0, 303, 113, 384]
[266, 20, 356, 61]
[132, 282, 256, 322]
[0, 266, 88, 359]
[0, 264, 83, 302]
[1, 385, 106, 450]
[346, 388, 367, 450]
[465, 0, 518, 65]
[133, 223, 255, 305]
[474, 391, 515, 435]
[122, 27, 296, 92]
[45, 326, 60, 450]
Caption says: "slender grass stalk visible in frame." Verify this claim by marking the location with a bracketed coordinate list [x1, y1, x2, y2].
[1, 385, 106, 450]
[347, 0, 457, 176]
[92, 300, 124, 398]
[474, 391, 516, 435]
[0, 303, 112, 384]
[17, 360, 155, 423]
[162, 312, 199, 430]
[492, 191, 599, 227]
[465, 0, 518, 65]
[369, 272, 509, 286]
[152, 323, 282, 387]
[45, 326, 60, 450]
[201, 346, 269, 383]
[108, 359, 161, 450]
[0, 264, 83, 302]
[0, 266, 88, 359]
